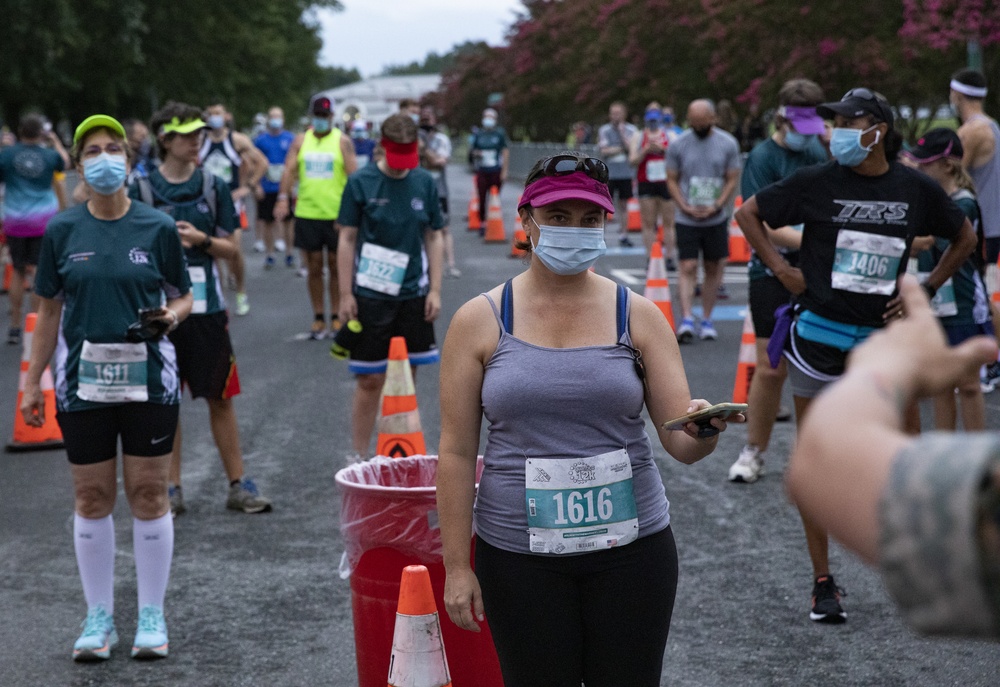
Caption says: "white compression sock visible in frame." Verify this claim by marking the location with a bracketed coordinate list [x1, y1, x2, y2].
[133, 513, 173, 609]
[73, 513, 115, 614]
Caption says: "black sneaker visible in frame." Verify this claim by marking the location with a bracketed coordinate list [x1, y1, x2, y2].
[982, 361, 1000, 393]
[619, 236, 634, 248]
[810, 575, 847, 623]
[7, 327, 21, 346]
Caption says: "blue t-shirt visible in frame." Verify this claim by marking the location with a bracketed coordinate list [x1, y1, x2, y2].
[353, 138, 377, 168]
[253, 130, 295, 194]
[0, 143, 65, 236]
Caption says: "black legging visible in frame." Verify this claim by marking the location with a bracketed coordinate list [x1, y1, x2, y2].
[475, 526, 678, 687]
[476, 169, 504, 223]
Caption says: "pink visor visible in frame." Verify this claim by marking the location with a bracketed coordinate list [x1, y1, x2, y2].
[518, 172, 615, 213]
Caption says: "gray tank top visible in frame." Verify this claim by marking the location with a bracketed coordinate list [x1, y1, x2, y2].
[968, 115, 1000, 239]
[473, 280, 671, 554]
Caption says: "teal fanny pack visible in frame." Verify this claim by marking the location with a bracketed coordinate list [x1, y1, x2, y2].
[795, 310, 877, 352]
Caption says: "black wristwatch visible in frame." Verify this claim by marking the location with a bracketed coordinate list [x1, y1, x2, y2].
[198, 235, 213, 251]
[921, 282, 937, 299]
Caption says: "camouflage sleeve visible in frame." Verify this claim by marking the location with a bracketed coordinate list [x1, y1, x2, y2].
[879, 432, 1000, 638]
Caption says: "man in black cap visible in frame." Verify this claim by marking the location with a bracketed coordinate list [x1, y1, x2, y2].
[736, 86, 977, 625]
[950, 68, 1000, 387]
[274, 96, 357, 339]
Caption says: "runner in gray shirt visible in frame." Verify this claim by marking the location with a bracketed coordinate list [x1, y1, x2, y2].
[666, 100, 742, 343]
[598, 101, 639, 246]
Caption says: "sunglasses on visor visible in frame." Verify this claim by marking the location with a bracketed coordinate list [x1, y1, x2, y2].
[537, 155, 610, 184]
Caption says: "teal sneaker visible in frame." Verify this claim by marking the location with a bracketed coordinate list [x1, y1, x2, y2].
[73, 606, 118, 661]
[131, 605, 169, 659]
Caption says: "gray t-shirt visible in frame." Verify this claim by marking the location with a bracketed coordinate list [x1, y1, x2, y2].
[967, 115, 1000, 239]
[598, 121, 639, 180]
[666, 127, 742, 227]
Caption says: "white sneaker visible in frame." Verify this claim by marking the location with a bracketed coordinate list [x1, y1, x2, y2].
[699, 319, 718, 341]
[728, 445, 764, 483]
[275, 239, 287, 252]
[252, 240, 265, 253]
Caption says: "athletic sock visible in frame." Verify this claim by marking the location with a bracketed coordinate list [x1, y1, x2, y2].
[74, 513, 115, 614]
[133, 513, 173, 609]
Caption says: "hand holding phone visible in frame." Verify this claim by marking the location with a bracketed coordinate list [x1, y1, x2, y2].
[661, 403, 748, 438]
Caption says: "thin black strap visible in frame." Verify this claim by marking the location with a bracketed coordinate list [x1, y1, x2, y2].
[616, 284, 628, 340]
[501, 279, 514, 334]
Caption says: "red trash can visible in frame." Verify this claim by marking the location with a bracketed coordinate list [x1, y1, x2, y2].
[335, 455, 504, 687]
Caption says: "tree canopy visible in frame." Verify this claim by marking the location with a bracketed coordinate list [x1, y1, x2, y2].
[0, 0, 345, 130]
[437, 0, 1000, 140]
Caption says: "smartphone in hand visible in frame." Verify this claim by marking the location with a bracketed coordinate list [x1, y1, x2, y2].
[661, 403, 748, 437]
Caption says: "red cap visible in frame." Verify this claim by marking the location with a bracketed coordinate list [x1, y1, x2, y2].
[382, 137, 419, 170]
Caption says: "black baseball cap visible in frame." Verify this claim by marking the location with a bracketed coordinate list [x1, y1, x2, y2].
[817, 88, 894, 127]
[905, 128, 963, 163]
[311, 96, 333, 116]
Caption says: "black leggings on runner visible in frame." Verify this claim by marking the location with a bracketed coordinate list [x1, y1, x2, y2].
[475, 526, 678, 687]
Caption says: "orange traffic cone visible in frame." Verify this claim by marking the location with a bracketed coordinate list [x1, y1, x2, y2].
[467, 180, 481, 232]
[483, 187, 506, 243]
[7, 313, 64, 452]
[387, 565, 452, 687]
[510, 215, 527, 258]
[728, 196, 751, 263]
[626, 196, 642, 232]
[375, 337, 427, 458]
[644, 241, 675, 331]
[732, 310, 757, 404]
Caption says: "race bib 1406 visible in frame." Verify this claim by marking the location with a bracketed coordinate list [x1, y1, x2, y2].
[831, 229, 906, 295]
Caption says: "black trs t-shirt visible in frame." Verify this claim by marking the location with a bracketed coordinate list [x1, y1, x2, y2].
[755, 160, 966, 327]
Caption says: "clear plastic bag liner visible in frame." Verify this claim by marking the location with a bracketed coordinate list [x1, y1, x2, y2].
[335, 455, 483, 579]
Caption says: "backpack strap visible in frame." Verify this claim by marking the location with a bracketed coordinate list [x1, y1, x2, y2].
[136, 176, 154, 207]
[201, 170, 218, 231]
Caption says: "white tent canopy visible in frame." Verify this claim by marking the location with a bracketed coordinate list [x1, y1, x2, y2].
[314, 74, 442, 130]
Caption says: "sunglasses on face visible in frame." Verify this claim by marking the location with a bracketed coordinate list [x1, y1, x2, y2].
[538, 154, 610, 184]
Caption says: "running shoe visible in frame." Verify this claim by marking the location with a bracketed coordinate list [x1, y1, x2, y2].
[252, 239, 265, 253]
[131, 605, 168, 659]
[676, 318, 695, 344]
[699, 319, 718, 341]
[810, 575, 847, 624]
[309, 320, 326, 340]
[7, 327, 21, 346]
[717, 283, 729, 300]
[297, 266, 308, 278]
[329, 316, 342, 338]
[226, 476, 272, 513]
[274, 239, 287, 252]
[73, 606, 118, 661]
[981, 361, 1000, 394]
[446, 266, 462, 278]
[619, 236, 634, 248]
[235, 292, 250, 316]
[776, 405, 793, 422]
[168, 485, 185, 518]
[264, 255, 275, 270]
[285, 255, 295, 268]
[728, 445, 764, 483]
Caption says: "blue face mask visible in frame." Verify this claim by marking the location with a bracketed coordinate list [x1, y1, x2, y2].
[312, 117, 331, 134]
[83, 153, 128, 195]
[830, 125, 879, 167]
[783, 128, 813, 152]
[207, 115, 225, 130]
[530, 218, 606, 275]
[268, 117, 283, 130]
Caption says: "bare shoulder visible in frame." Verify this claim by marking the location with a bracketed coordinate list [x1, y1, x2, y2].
[444, 292, 503, 360]
[231, 131, 254, 150]
[627, 292, 673, 344]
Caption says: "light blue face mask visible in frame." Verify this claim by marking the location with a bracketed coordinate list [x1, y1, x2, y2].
[268, 117, 283, 130]
[207, 114, 226, 130]
[84, 153, 128, 195]
[784, 128, 814, 152]
[312, 117, 331, 134]
[830, 125, 879, 167]
[530, 217, 606, 275]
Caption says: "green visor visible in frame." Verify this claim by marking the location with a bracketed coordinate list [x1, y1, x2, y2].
[159, 117, 208, 136]
[74, 114, 127, 144]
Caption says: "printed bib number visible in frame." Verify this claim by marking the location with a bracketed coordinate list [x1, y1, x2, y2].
[831, 229, 906, 295]
[78, 341, 148, 403]
[266, 163, 285, 183]
[188, 266, 207, 314]
[477, 149, 498, 169]
[355, 243, 410, 296]
[203, 152, 233, 185]
[303, 152, 334, 179]
[525, 448, 638, 555]
[646, 159, 667, 182]
[918, 272, 958, 317]
[687, 176, 722, 206]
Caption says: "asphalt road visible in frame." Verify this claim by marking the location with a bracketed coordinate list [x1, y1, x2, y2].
[1, 165, 997, 686]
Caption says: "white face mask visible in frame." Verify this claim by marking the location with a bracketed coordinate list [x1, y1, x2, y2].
[530, 217, 607, 275]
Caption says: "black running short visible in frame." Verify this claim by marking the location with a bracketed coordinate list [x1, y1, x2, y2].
[749, 274, 794, 338]
[57, 403, 180, 464]
[676, 221, 729, 262]
[348, 295, 438, 375]
[167, 311, 241, 400]
[7, 235, 43, 271]
[606, 178, 634, 201]
[294, 217, 338, 252]
[637, 182, 670, 199]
